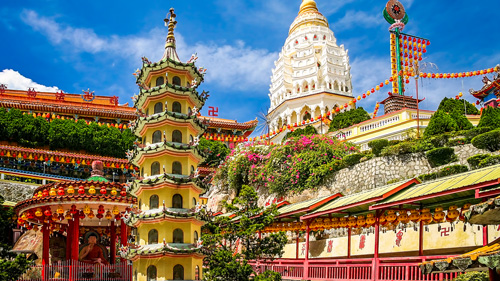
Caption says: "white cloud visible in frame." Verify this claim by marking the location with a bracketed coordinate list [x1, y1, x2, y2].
[0, 69, 61, 92]
[20, 9, 276, 92]
[333, 10, 384, 30]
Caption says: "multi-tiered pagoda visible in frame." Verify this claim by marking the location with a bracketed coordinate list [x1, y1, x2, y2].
[122, 8, 208, 281]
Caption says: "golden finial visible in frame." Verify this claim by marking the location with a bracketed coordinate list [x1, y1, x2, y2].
[164, 8, 177, 42]
[299, 0, 319, 15]
[162, 8, 180, 62]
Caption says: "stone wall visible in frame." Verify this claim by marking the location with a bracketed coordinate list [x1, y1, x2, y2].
[207, 144, 500, 211]
[0, 181, 39, 203]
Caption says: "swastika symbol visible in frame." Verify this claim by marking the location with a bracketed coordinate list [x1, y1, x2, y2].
[208, 106, 219, 117]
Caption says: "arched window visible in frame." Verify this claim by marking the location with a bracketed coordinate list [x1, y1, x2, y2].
[172, 102, 182, 113]
[188, 107, 192, 116]
[195, 266, 200, 280]
[172, 194, 183, 209]
[172, 76, 181, 86]
[190, 166, 195, 175]
[303, 112, 311, 121]
[153, 102, 163, 114]
[173, 264, 184, 280]
[172, 161, 182, 175]
[139, 199, 142, 210]
[173, 229, 184, 243]
[192, 197, 197, 207]
[141, 167, 144, 177]
[151, 162, 160, 176]
[189, 135, 194, 144]
[152, 130, 162, 143]
[150, 195, 159, 209]
[148, 229, 158, 244]
[193, 230, 199, 243]
[155, 76, 164, 87]
[147, 265, 157, 281]
[172, 130, 182, 143]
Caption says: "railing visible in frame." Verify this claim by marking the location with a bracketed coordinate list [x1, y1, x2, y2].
[250, 256, 461, 281]
[17, 261, 132, 281]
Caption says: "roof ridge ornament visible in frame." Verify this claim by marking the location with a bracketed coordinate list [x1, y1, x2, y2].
[161, 8, 181, 62]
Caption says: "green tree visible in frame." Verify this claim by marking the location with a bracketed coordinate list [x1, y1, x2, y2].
[437, 97, 479, 115]
[283, 125, 317, 140]
[478, 106, 500, 128]
[424, 110, 458, 137]
[202, 185, 287, 281]
[198, 138, 230, 167]
[0, 196, 30, 281]
[450, 109, 474, 131]
[328, 107, 370, 132]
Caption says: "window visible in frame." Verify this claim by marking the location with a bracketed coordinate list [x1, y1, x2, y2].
[192, 197, 197, 207]
[173, 76, 181, 86]
[155, 76, 164, 87]
[150, 195, 159, 209]
[153, 102, 163, 114]
[147, 265, 157, 281]
[188, 107, 192, 115]
[148, 229, 158, 244]
[141, 167, 144, 177]
[151, 162, 160, 176]
[173, 264, 184, 280]
[172, 194, 183, 208]
[139, 199, 142, 210]
[195, 266, 200, 280]
[172, 161, 182, 175]
[190, 165, 195, 175]
[173, 229, 184, 244]
[193, 230, 199, 243]
[303, 112, 311, 121]
[172, 102, 182, 113]
[152, 130, 162, 143]
[189, 135, 194, 144]
[172, 130, 182, 143]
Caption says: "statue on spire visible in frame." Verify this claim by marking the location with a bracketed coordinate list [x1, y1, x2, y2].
[161, 8, 181, 62]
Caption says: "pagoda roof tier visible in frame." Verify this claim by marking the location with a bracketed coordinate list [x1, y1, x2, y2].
[130, 175, 203, 196]
[134, 82, 207, 111]
[136, 58, 204, 87]
[0, 89, 136, 121]
[470, 76, 500, 100]
[124, 207, 203, 227]
[121, 242, 203, 260]
[202, 116, 258, 133]
[0, 144, 134, 170]
[132, 111, 208, 137]
[129, 141, 205, 166]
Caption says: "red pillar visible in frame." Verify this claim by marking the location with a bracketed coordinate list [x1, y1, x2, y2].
[71, 216, 80, 261]
[483, 225, 489, 246]
[120, 219, 127, 263]
[295, 231, 299, 259]
[303, 220, 311, 279]
[347, 227, 352, 258]
[110, 221, 116, 264]
[42, 223, 50, 264]
[66, 220, 73, 261]
[419, 221, 424, 256]
[373, 213, 380, 281]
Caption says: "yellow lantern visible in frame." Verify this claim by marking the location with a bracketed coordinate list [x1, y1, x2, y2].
[88, 185, 96, 195]
[379, 214, 386, 226]
[409, 209, 421, 223]
[397, 210, 410, 224]
[446, 205, 459, 222]
[347, 216, 357, 228]
[112, 206, 120, 215]
[49, 187, 57, 196]
[433, 207, 445, 223]
[420, 208, 433, 225]
[67, 185, 75, 194]
[65, 212, 72, 220]
[110, 187, 117, 196]
[35, 208, 43, 217]
[365, 213, 376, 226]
[83, 204, 91, 215]
[331, 217, 339, 228]
[56, 205, 64, 214]
[88, 210, 95, 219]
[458, 92, 463, 98]
[37, 191, 43, 198]
[386, 210, 397, 225]
[356, 215, 366, 228]
[105, 211, 113, 220]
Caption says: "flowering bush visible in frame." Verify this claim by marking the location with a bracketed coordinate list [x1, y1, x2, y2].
[213, 135, 358, 195]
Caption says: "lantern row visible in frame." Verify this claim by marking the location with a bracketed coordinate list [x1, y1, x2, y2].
[22, 112, 128, 129]
[262, 204, 470, 233]
[419, 66, 500, 79]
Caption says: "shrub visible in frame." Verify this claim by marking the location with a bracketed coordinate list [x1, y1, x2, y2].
[328, 107, 371, 132]
[424, 110, 459, 137]
[410, 139, 435, 153]
[343, 153, 365, 166]
[450, 109, 474, 131]
[380, 142, 413, 156]
[467, 154, 491, 170]
[437, 97, 479, 115]
[471, 130, 500, 152]
[254, 270, 282, 281]
[446, 138, 468, 147]
[478, 155, 500, 169]
[426, 147, 457, 167]
[284, 125, 317, 140]
[198, 138, 230, 167]
[388, 140, 401, 146]
[453, 271, 488, 281]
[418, 165, 468, 182]
[430, 134, 449, 147]
[368, 139, 389, 156]
[478, 106, 500, 128]
[464, 126, 493, 141]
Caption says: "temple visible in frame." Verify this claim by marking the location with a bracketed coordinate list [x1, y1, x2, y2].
[267, 0, 354, 142]
[470, 71, 500, 108]
[122, 9, 205, 280]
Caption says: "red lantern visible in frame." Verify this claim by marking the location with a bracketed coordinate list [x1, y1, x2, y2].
[120, 189, 127, 197]
[362, 94, 366, 99]
[100, 187, 107, 195]
[57, 187, 65, 196]
[44, 209, 52, 217]
[78, 186, 85, 195]
[42, 190, 49, 197]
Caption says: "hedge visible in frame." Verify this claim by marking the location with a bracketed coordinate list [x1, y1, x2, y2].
[471, 130, 500, 152]
[453, 271, 488, 281]
[343, 153, 365, 166]
[380, 142, 413, 156]
[478, 155, 500, 169]
[418, 165, 469, 182]
[467, 154, 491, 170]
[368, 139, 389, 156]
[426, 147, 457, 167]
[284, 125, 317, 140]
[477, 106, 500, 128]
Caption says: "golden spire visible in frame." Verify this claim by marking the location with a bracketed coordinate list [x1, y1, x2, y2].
[299, 0, 319, 15]
[162, 8, 180, 62]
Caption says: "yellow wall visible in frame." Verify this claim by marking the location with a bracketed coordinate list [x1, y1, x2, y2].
[138, 187, 200, 211]
[143, 124, 197, 146]
[141, 154, 200, 177]
[134, 256, 203, 281]
[137, 220, 201, 245]
[145, 97, 194, 117]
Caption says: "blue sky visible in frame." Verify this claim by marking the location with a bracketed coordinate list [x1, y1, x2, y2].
[1, 0, 499, 126]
